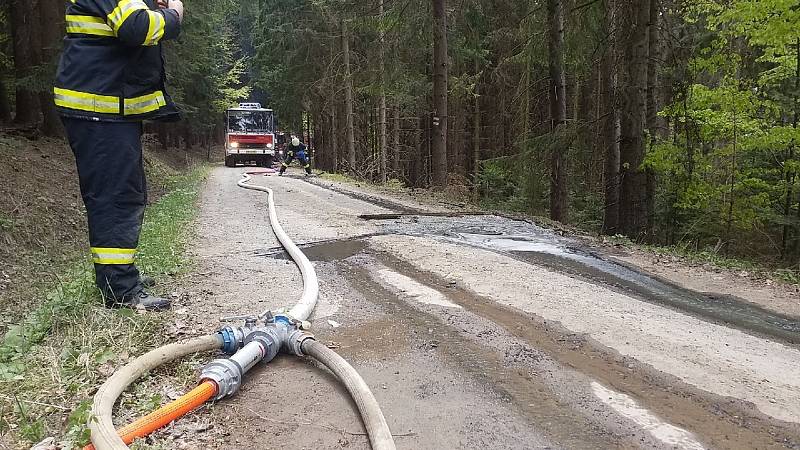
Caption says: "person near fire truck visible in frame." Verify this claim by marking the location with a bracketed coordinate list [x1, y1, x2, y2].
[279, 136, 312, 176]
[54, 0, 185, 311]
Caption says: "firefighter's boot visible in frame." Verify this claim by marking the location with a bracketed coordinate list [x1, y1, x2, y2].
[111, 290, 172, 311]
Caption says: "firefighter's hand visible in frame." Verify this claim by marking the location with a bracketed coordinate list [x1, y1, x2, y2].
[161, 0, 184, 22]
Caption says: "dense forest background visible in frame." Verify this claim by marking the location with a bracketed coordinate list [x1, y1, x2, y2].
[1, 0, 798, 268]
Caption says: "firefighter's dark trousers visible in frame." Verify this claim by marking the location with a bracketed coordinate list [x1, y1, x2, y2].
[279, 152, 311, 175]
[63, 117, 145, 303]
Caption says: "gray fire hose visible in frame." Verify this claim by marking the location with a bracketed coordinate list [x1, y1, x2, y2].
[87, 171, 395, 450]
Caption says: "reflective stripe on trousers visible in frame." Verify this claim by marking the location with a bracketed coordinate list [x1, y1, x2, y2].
[92, 247, 137, 265]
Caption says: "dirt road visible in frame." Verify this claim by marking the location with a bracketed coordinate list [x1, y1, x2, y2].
[163, 166, 800, 449]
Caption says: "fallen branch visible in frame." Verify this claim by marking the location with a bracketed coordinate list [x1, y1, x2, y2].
[0, 394, 70, 411]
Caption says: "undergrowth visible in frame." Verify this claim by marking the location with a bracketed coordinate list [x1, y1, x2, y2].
[605, 234, 800, 285]
[0, 165, 208, 449]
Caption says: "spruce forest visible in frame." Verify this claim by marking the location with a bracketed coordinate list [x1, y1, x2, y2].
[1, 0, 799, 269]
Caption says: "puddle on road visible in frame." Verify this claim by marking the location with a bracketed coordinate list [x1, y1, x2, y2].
[448, 230, 800, 346]
[301, 239, 366, 262]
[263, 237, 370, 262]
[457, 232, 569, 255]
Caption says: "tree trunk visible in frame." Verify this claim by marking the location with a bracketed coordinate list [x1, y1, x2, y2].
[156, 123, 168, 151]
[10, 0, 42, 125]
[683, 93, 695, 177]
[522, 45, 531, 139]
[392, 105, 401, 175]
[547, 0, 568, 222]
[330, 101, 339, 172]
[601, 0, 620, 235]
[342, 19, 357, 172]
[425, 111, 432, 185]
[472, 53, 481, 197]
[39, 0, 65, 136]
[26, 2, 60, 136]
[783, 38, 799, 259]
[313, 119, 321, 169]
[578, 76, 594, 190]
[617, 0, 650, 240]
[646, 0, 661, 141]
[796, 183, 800, 265]
[0, 78, 11, 123]
[645, 0, 660, 240]
[377, 0, 388, 183]
[410, 114, 423, 187]
[431, 0, 448, 186]
[724, 107, 738, 254]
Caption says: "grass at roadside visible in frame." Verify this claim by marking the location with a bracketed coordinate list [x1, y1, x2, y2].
[0, 165, 209, 449]
[318, 172, 352, 184]
[602, 234, 800, 285]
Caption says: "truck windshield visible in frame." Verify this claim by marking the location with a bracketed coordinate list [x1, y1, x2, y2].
[228, 111, 273, 133]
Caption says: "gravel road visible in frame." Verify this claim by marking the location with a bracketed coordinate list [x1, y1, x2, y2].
[161, 166, 800, 450]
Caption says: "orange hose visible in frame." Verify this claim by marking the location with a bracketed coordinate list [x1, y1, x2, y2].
[84, 380, 217, 450]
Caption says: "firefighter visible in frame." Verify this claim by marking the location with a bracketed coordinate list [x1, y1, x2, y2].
[55, 0, 185, 311]
[279, 136, 312, 176]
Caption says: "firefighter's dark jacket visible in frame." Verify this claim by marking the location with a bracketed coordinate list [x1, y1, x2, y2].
[286, 143, 307, 157]
[55, 0, 181, 122]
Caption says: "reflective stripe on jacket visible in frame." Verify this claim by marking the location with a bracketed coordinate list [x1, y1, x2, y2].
[54, 0, 181, 122]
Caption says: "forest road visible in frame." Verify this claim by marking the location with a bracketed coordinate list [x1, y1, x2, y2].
[175, 165, 800, 450]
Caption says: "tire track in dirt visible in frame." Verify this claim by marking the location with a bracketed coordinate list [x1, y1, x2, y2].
[366, 248, 800, 450]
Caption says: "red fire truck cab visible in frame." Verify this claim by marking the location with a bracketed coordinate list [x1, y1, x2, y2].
[225, 103, 276, 167]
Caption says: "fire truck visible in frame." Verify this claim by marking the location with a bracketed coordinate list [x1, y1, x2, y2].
[225, 103, 276, 167]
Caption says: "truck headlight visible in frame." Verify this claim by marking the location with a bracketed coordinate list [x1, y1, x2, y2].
[267, 143, 274, 149]
[230, 142, 239, 148]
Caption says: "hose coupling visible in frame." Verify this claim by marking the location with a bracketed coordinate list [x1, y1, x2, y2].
[218, 327, 240, 355]
[273, 314, 294, 327]
[286, 330, 316, 356]
[200, 358, 243, 401]
[244, 328, 282, 364]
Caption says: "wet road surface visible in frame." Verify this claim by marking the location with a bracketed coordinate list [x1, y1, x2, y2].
[166, 167, 800, 449]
